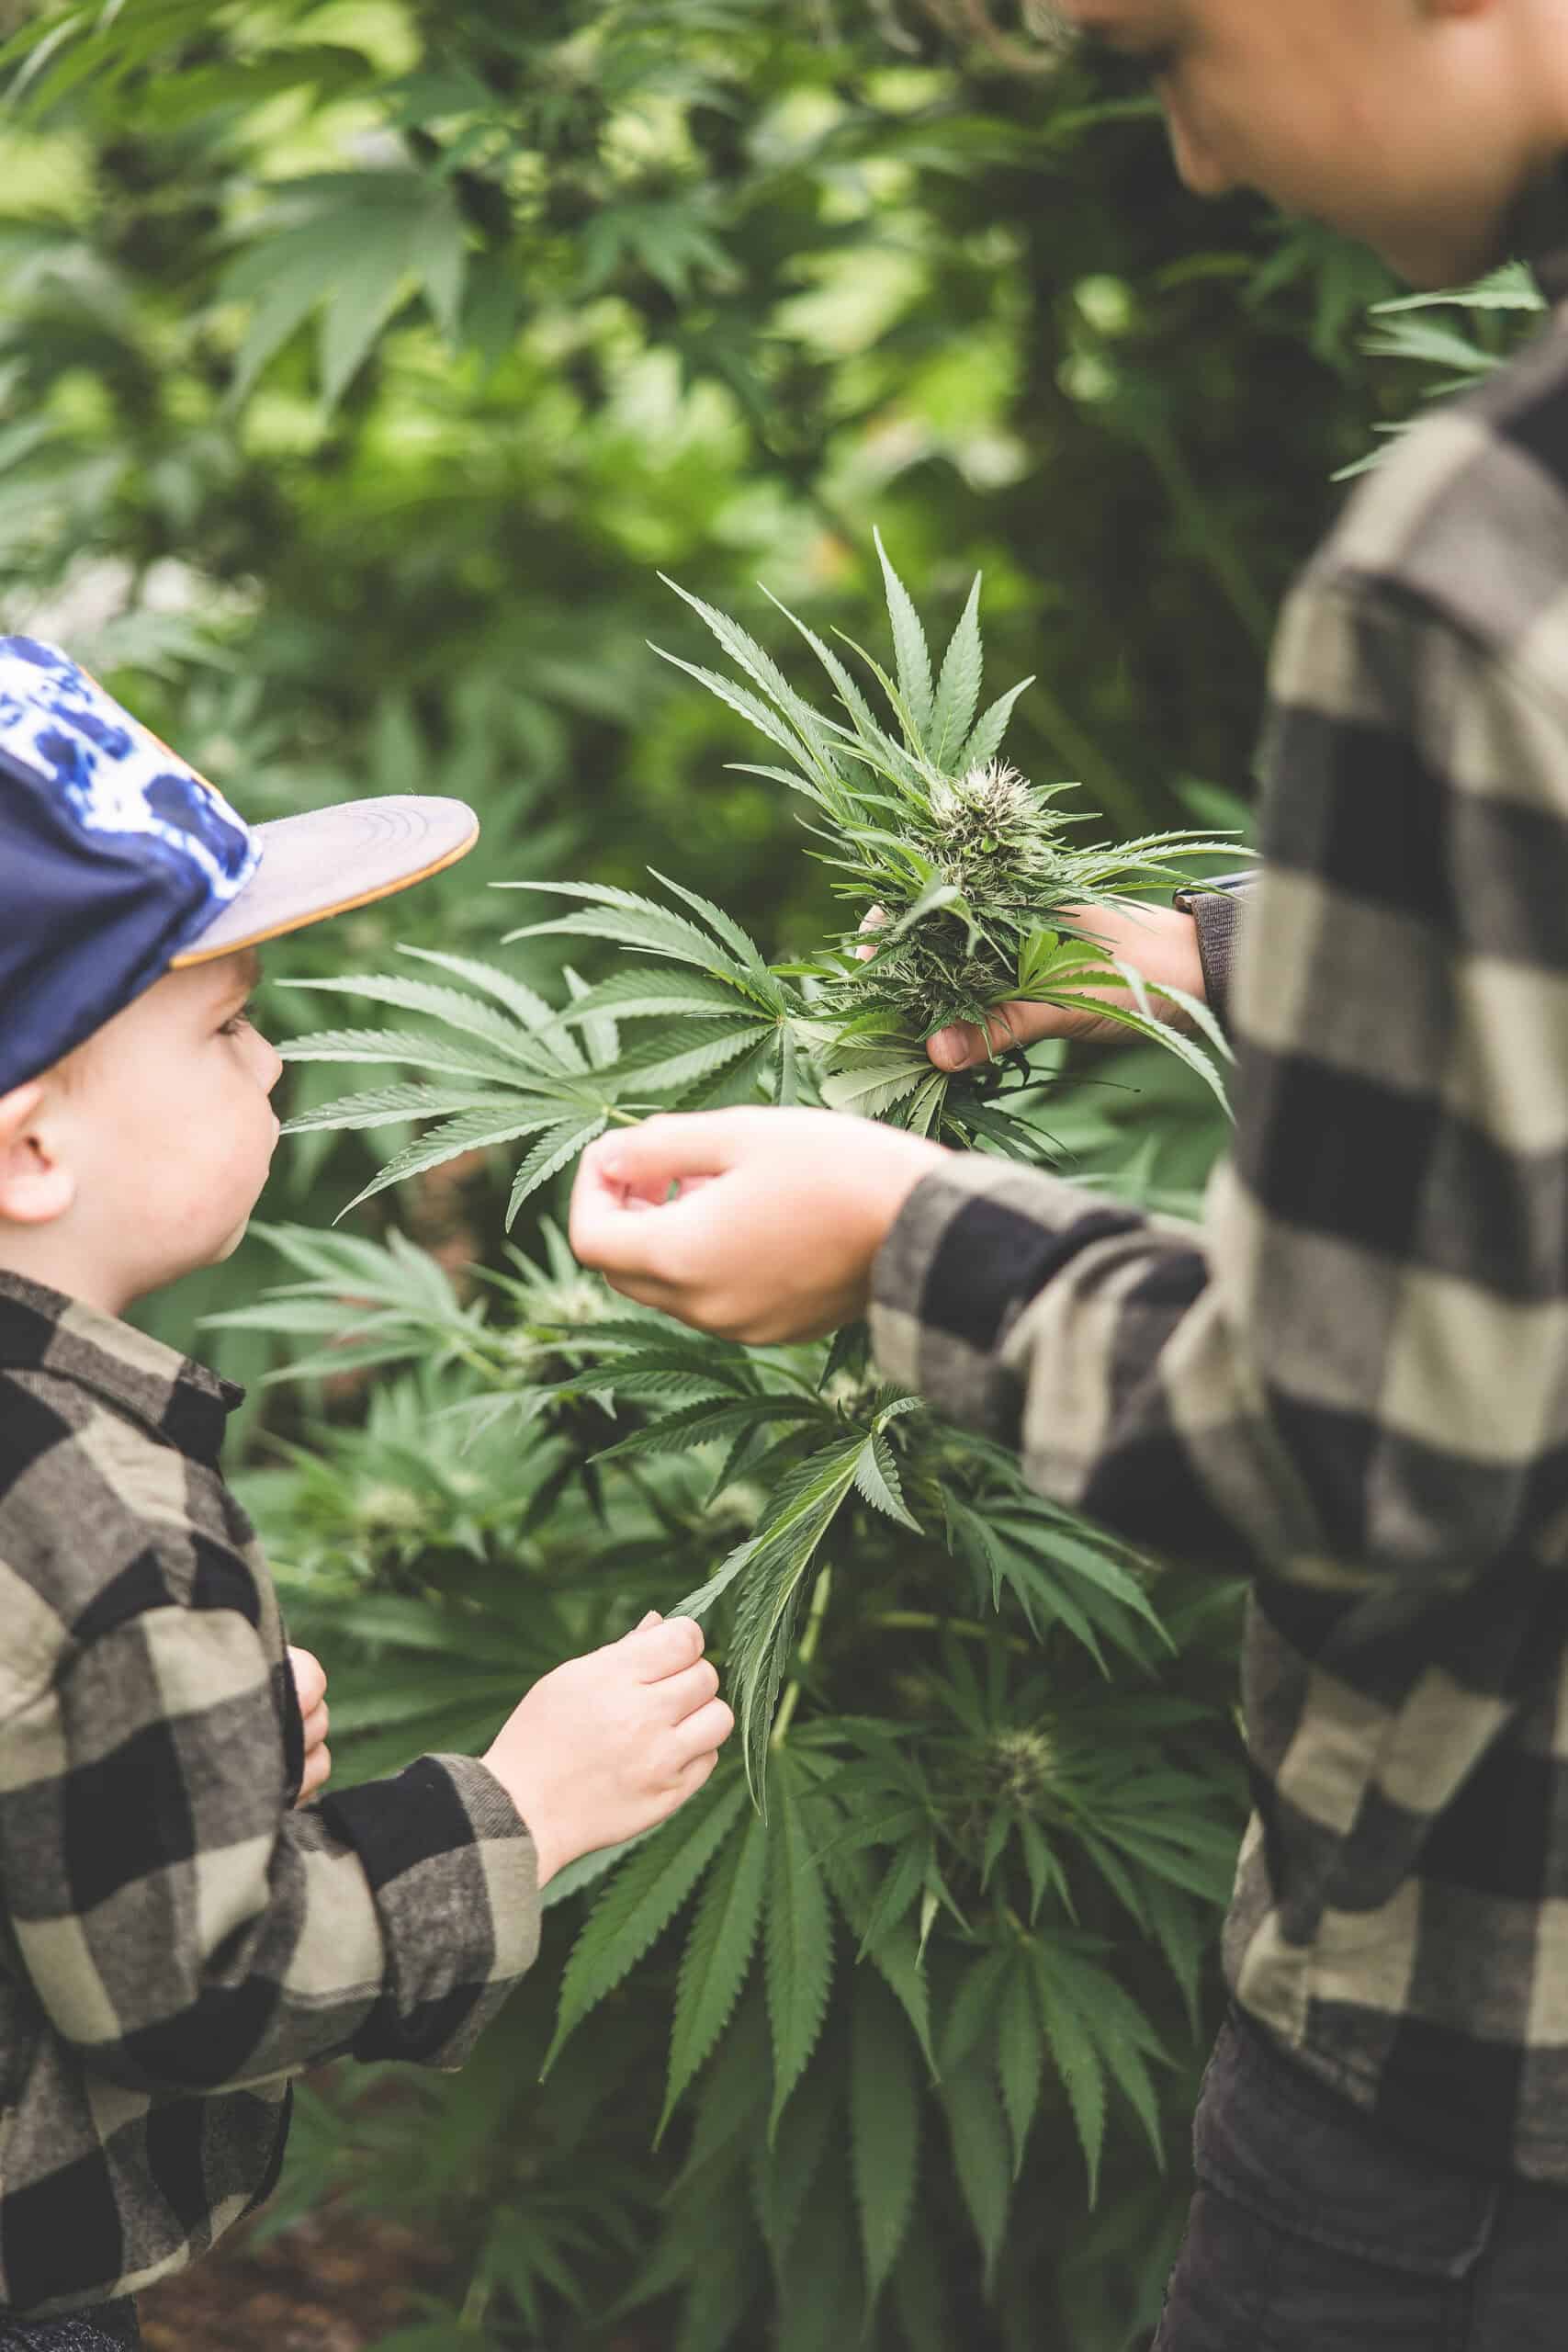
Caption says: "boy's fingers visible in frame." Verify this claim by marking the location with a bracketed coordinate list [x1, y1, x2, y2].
[301, 1701, 329, 1747]
[660, 1657, 721, 1722]
[671, 1698, 735, 1764]
[287, 1645, 328, 1712]
[667, 1747, 718, 1803]
[630, 1616, 705, 1679]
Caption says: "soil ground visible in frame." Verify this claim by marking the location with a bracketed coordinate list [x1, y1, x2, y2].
[138, 2210, 448, 2351]
[137, 2209, 666, 2351]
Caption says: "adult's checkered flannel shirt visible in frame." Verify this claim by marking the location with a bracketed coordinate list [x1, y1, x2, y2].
[872, 242, 1568, 2181]
[0, 1275, 539, 2315]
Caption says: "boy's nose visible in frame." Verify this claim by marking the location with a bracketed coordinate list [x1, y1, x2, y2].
[1166, 109, 1238, 199]
[262, 1038, 285, 1094]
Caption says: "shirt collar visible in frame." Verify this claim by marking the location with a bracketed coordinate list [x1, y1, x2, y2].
[0, 1270, 243, 1468]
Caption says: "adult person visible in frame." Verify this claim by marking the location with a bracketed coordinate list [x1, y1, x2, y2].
[570, 3, 1568, 2342]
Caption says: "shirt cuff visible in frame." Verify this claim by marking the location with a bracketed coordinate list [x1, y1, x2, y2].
[318, 1752, 540, 2071]
[1181, 889, 1250, 1036]
[869, 1157, 1143, 1437]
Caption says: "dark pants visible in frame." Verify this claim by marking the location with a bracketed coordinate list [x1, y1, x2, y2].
[0, 2301, 139, 2350]
[1156, 2011, 1568, 2350]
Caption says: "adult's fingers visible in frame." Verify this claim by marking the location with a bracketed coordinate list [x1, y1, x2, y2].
[301, 1700, 329, 1748]
[927, 998, 1070, 1071]
[671, 1698, 735, 1764]
[854, 905, 888, 965]
[582, 1114, 748, 1198]
[570, 1126, 734, 1275]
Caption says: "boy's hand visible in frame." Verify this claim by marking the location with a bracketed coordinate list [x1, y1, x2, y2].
[483, 1613, 734, 1888]
[570, 1108, 947, 1343]
[856, 900, 1205, 1065]
[288, 1645, 332, 1806]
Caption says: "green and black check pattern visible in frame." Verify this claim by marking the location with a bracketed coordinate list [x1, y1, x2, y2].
[872, 253, 1568, 2182]
[0, 1274, 539, 2317]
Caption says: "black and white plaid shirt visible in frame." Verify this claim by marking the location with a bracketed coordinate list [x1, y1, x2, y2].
[0, 1274, 538, 2315]
[873, 233, 1568, 2180]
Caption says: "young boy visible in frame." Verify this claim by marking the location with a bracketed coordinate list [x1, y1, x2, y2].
[570, 1, 1568, 2342]
[0, 635, 732, 2346]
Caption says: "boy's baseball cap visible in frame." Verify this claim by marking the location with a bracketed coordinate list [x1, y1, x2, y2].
[0, 635, 479, 1096]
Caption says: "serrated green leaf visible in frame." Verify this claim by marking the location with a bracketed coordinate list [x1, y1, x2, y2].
[940, 2052, 1012, 2286]
[960, 674, 1034, 771]
[765, 1758, 834, 2136]
[660, 1810, 768, 2136]
[930, 571, 984, 768]
[399, 945, 585, 1070]
[750, 2028, 838, 2279]
[498, 877, 756, 986]
[997, 1955, 1044, 2176]
[874, 526, 934, 744]
[288, 974, 560, 1077]
[1028, 1950, 1108, 2203]
[335, 1106, 566, 1217]
[818, 1057, 928, 1119]
[655, 584, 846, 796]
[596, 1397, 825, 1465]
[278, 1025, 544, 1086]
[505, 1114, 608, 1225]
[558, 969, 761, 1023]
[851, 1429, 921, 1532]
[650, 644, 826, 783]
[282, 1081, 503, 1134]
[774, 2134, 861, 2352]
[852, 1967, 921, 2312]
[728, 1442, 863, 1803]
[544, 1775, 750, 2071]
[617, 1023, 775, 1099]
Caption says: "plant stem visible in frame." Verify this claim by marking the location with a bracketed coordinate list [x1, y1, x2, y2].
[867, 1609, 1036, 1657]
[771, 1561, 834, 1748]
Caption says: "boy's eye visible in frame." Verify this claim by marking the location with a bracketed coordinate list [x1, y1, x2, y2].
[1079, 30, 1179, 85]
[220, 1000, 255, 1037]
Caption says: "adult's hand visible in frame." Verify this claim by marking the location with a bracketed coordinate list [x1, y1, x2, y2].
[570, 1107, 948, 1342]
[858, 900, 1205, 1068]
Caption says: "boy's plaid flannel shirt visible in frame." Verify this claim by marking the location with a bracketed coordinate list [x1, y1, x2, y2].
[873, 236, 1568, 2181]
[0, 1275, 538, 2315]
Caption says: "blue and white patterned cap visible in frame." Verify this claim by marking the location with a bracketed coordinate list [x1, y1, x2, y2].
[0, 636, 478, 1094]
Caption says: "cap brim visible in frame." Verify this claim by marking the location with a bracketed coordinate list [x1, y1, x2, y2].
[168, 796, 479, 967]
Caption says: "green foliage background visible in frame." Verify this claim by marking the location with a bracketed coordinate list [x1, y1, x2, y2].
[0, 5, 1528, 2346]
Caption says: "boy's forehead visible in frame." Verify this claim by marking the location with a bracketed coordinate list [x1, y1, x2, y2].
[206, 946, 262, 1001]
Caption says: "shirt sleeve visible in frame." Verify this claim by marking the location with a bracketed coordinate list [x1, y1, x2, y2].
[871, 576, 1568, 1596]
[1188, 888, 1249, 1035]
[0, 1581, 540, 2097]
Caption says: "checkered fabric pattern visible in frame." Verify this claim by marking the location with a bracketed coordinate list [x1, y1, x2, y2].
[0, 1274, 539, 2316]
[871, 268, 1568, 2180]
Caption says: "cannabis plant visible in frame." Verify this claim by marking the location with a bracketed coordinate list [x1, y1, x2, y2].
[1337, 261, 1546, 478]
[271, 547, 1242, 1803]
[233, 548, 1250, 2348]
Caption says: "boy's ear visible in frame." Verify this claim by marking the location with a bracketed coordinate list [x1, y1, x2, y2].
[0, 1082, 76, 1227]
